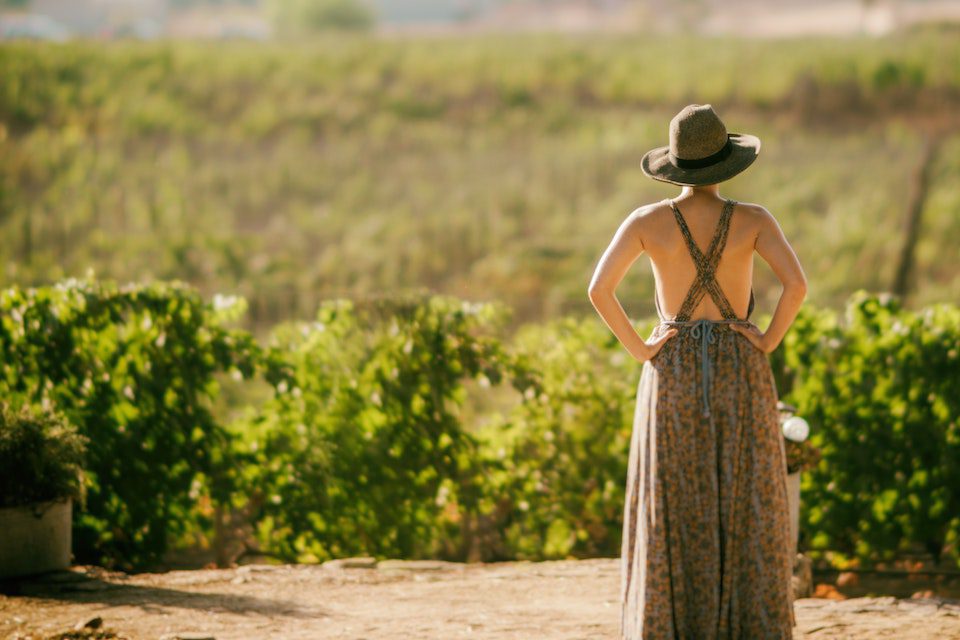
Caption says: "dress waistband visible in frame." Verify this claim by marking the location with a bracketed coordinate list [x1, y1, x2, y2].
[657, 318, 754, 418]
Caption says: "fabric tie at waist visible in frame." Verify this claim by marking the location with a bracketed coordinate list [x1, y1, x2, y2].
[659, 318, 755, 418]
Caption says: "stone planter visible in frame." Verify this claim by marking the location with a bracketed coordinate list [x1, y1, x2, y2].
[785, 471, 800, 558]
[0, 497, 72, 579]
[784, 471, 812, 599]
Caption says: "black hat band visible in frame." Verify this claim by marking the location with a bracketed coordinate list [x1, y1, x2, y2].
[668, 138, 734, 170]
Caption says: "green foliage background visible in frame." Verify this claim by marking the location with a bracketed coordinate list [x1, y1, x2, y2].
[2, 278, 957, 572]
[0, 278, 286, 569]
[1, 32, 959, 331]
[2, 32, 958, 572]
[776, 292, 960, 568]
[232, 293, 515, 562]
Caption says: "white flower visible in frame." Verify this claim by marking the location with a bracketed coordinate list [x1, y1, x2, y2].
[213, 293, 239, 312]
[783, 416, 809, 442]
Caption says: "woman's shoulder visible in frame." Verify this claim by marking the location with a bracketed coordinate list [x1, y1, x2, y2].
[625, 199, 674, 223]
[618, 200, 676, 240]
[730, 199, 778, 224]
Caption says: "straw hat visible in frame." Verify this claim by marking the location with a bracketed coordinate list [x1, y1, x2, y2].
[640, 104, 761, 186]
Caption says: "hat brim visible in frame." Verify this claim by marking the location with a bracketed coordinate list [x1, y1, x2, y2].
[640, 133, 761, 186]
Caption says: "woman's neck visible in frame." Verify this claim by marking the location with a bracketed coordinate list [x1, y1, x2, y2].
[678, 184, 720, 198]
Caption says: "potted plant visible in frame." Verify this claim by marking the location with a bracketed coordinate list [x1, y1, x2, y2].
[777, 402, 821, 553]
[0, 399, 88, 579]
[778, 401, 822, 599]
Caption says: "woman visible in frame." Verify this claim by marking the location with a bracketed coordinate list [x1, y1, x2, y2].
[587, 104, 807, 639]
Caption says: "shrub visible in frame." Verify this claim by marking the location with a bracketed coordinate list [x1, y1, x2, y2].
[779, 291, 960, 568]
[233, 292, 515, 562]
[474, 315, 649, 560]
[0, 276, 281, 569]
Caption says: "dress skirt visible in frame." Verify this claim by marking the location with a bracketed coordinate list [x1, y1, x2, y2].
[620, 320, 797, 639]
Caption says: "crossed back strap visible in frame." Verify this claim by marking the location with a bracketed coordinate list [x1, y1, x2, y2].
[665, 197, 755, 322]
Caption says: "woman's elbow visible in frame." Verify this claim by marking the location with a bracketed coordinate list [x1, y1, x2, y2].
[789, 275, 808, 301]
[587, 282, 609, 304]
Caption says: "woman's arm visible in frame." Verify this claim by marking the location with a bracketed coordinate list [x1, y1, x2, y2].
[730, 206, 808, 353]
[587, 209, 678, 363]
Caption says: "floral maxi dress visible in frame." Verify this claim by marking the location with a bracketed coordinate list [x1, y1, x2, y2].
[619, 198, 797, 639]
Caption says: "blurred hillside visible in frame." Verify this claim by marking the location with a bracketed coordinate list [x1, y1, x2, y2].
[2, 0, 960, 39]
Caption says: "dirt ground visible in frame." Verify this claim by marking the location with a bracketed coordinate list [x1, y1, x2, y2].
[2, 558, 960, 640]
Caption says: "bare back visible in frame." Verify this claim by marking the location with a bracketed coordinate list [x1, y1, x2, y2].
[588, 190, 807, 362]
[642, 197, 759, 322]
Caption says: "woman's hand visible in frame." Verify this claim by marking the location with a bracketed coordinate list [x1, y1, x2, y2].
[634, 327, 678, 363]
[730, 322, 772, 353]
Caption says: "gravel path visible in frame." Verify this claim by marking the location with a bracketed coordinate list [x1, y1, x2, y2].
[2, 558, 960, 639]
